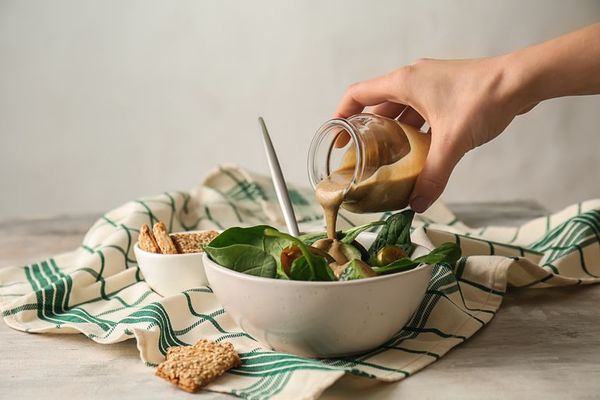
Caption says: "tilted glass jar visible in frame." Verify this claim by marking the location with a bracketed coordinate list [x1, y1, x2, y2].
[308, 113, 431, 213]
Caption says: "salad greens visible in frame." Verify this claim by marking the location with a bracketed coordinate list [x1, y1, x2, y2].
[203, 225, 280, 278]
[338, 259, 377, 281]
[369, 210, 415, 257]
[204, 210, 461, 282]
[299, 220, 385, 245]
[372, 242, 461, 275]
[264, 228, 336, 281]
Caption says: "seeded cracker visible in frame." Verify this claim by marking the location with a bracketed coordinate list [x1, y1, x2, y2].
[153, 222, 178, 254]
[156, 339, 241, 393]
[170, 231, 219, 254]
[138, 224, 161, 253]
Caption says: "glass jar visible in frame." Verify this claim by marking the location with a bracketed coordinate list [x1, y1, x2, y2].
[308, 113, 430, 213]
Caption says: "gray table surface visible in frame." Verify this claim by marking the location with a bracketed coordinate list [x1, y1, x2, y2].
[1, 201, 599, 399]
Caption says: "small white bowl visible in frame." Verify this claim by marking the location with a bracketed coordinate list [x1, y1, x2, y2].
[134, 231, 213, 297]
[203, 232, 432, 358]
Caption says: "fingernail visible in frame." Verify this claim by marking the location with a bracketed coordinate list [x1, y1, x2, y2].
[410, 196, 431, 213]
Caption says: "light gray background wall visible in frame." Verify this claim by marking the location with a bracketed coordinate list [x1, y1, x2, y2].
[1, 0, 599, 219]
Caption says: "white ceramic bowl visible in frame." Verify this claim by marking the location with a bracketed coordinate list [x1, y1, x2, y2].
[203, 232, 432, 358]
[134, 231, 213, 297]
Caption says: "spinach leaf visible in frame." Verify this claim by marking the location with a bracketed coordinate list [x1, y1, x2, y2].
[338, 259, 377, 281]
[298, 220, 385, 246]
[207, 225, 272, 248]
[414, 242, 461, 265]
[339, 241, 363, 261]
[340, 221, 386, 244]
[204, 244, 277, 278]
[298, 231, 327, 246]
[368, 210, 415, 257]
[289, 255, 335, 281]
[289, 256, 313, 280]
[372, 258, 419, 275]
[265, 228, 335, 281]
[263, 235, 293, 279]
[372, 242, 461, 276]
[204, 225, 280, 278]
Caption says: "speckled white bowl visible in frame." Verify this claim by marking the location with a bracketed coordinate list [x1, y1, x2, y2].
[203, 232, 432, 358]
[134, 230, 218, 297]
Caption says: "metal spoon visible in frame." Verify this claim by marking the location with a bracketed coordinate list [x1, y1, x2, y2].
[258, 117, 300, 237]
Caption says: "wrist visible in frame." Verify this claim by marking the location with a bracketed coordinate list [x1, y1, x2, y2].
[492, 52, 541, 114]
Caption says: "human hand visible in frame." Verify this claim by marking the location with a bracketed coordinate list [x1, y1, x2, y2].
[335, 56, 536, 212]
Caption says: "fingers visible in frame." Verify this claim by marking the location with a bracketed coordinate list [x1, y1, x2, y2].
[334, 75, 396, 147]
[334, 68, 415, 147]
[372, 102, 406, 119]
[409, 133, 464, 213]
[335, 73, 396, 118]
[334, 105, 426, 148]
[517, 102, 538, 115]
[398, 107, 426, 129]
[334, 102, 418, 148]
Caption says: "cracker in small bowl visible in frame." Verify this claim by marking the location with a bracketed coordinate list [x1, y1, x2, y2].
[139, 224, 161, 253]
[170, 231, 219, 254]
[153, 222, 178, 254]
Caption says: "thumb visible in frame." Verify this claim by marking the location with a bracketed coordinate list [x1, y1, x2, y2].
[409, 133, 464, 213]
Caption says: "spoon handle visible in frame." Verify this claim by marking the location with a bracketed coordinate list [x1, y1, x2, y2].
[258, 117, 301, 237]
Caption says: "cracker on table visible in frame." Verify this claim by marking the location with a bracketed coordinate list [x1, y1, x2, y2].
[156, 339, 241, 393]
[153, 222, 178, 254]
[170, 231, 219, 254]
[138, 224, 161, 253]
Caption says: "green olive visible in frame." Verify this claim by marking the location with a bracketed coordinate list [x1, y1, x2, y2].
[376, 245, 407, 266]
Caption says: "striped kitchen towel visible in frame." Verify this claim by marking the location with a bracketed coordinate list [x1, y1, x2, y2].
[1, 165, 599, 399]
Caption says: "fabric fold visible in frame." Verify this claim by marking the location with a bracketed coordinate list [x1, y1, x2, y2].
[1, 165, 599, 400]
